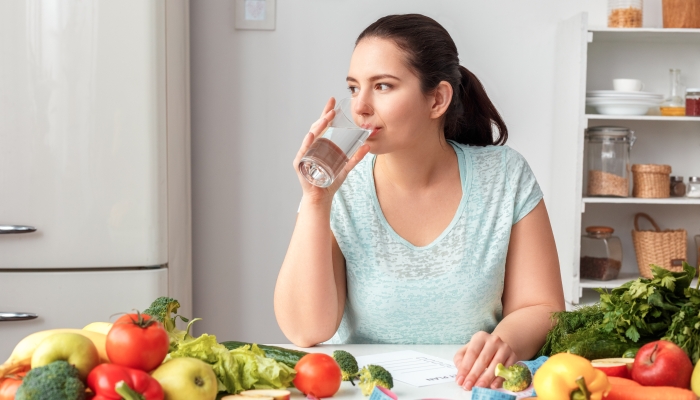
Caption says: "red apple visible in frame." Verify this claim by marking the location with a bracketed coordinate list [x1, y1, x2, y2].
[592, 358, 634, 379]
[631, 340, 693, 388]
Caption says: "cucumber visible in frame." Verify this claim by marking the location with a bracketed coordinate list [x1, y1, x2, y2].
[221, 341, 308, 368]
[567, 338, 630, 360]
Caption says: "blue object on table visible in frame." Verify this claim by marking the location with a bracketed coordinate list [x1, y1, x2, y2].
[369, 386, 398, 400]
[471, 387, 516, 400]
[517, 355, 548, 397]
[518, 355, 548, 376]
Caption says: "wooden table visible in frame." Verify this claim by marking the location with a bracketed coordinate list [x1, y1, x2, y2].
[273, 344, 473, 400]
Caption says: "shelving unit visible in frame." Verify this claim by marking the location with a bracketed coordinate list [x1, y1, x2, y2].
[550, 13, 700, 307]
[586, 114, 700, 121]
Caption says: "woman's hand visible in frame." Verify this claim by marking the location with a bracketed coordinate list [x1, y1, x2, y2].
[453, 331, 518, 391]
[293, 97, 371, 204]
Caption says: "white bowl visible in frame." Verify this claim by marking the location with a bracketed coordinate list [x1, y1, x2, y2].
[591, 103, 651, 115]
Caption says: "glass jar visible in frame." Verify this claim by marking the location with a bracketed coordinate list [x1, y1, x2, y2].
[687, 88, 700, 116]
[687, 177, 700, 198]
[661, 69, 686, 116]
[670, 176, 686, 197]
[580, 226, 623, 281]
[585, 126, 635, 197]
[608, 0, 643, 27]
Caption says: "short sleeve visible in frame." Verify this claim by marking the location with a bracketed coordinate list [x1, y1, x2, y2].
[505, 148, 543, 225]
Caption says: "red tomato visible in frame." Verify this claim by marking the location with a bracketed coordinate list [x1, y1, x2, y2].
[0, 371, 25, 400]
[293, 353, 342, 398]
[106, 312, 169, 371]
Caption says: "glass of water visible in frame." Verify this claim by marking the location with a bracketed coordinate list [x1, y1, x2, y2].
[298, 98, 374, 188]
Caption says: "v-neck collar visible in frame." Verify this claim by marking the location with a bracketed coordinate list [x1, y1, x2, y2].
[368, 140, 471, 250]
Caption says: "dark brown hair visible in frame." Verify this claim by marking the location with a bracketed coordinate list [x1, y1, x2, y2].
[356, 14, 507, 146]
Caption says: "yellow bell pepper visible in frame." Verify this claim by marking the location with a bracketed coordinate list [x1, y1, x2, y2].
[532, 353, 610, 400]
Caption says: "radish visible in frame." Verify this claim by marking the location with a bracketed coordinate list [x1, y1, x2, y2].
[591, 358, 634, 379]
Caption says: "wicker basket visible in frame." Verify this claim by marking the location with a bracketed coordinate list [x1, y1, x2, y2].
[663, 0, 700, 28]
[632, 213, 687, 278]
[632, 164, 672, 198]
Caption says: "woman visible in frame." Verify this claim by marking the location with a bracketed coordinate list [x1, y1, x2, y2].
[274, 14, 565, 391]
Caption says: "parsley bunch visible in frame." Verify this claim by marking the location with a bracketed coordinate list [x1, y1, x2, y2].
[597, 262, 696, 343]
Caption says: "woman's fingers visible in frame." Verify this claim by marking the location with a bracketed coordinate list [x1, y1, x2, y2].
[474, 343, 511, 389]
[460, 336, 499, 390]
[455, 332, 487, 389]
[293, 109, 336, 169]
[320, 97, 336, 118]
[330, 143, 370, 190]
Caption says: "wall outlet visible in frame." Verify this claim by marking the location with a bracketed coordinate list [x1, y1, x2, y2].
[234, 0, 276, 30]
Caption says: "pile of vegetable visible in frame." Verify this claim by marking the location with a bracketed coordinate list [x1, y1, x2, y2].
[538, 262, 700, 362]
[0, 296, 391, 399]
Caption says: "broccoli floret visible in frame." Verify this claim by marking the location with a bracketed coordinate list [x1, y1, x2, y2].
[358, 364, 393, 396]
[333, 350, 359, 384]
[144, 297, 199, 351]
[143, 296, 184, 331]
[15, 360, 85, 400]
[494, 362, 532, 392]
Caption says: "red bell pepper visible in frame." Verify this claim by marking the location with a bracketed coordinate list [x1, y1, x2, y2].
[87, 363, 164, 400]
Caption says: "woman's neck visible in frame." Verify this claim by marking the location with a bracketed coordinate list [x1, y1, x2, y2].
[375, 134, 458, 192]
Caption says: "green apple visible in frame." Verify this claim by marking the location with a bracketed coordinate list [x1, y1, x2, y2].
[151, 357, 218, 400]
[31, 332, 100, 381]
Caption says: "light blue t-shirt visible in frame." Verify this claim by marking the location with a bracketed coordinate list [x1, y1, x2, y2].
[326, 141, 543, 344]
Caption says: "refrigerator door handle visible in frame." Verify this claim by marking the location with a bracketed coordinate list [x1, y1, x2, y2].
[0, 225, 37, 234]
[0, 312, 38, 321]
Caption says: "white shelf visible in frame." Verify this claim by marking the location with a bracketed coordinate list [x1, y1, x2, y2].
[588, 28, 700, 44]
[583, 197, 700, 205]
[580, 272, 640, 289]
[581, 273, 699, 289]
[586, 114, 700, 122]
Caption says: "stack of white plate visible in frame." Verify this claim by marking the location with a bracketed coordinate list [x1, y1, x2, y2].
[586, 90, 663, 116]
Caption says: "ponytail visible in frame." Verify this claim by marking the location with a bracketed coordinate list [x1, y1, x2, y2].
[446, 66, 508, 146]
[357, 14, 508, 147]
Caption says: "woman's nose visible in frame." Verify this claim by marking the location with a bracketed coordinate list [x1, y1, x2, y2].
[352, 97, 374, 117]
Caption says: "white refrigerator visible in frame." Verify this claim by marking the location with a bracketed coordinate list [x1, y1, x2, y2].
[0, 0, 192, 359]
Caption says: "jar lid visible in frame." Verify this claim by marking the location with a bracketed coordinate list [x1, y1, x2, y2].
[586, 226, 614, 234]
[686, 88, 700, 93]
[690, 177, 700, 183]
[671, 176, 684, 182]
[585, 126, 632, 138]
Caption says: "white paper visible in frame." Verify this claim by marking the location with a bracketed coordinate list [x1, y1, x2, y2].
[356, 350, 458, 387]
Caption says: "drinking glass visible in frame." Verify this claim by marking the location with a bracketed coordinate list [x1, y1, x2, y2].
[298, 98, 374, 188]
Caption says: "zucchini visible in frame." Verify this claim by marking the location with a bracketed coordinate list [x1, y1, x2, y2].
[221, 341, 308, 368]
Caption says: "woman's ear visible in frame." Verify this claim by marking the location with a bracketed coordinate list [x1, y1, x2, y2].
[429, 81, 453, 120]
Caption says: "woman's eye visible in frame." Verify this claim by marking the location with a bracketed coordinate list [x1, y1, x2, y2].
[347, 86, 359, 94]
[376, 83, 391, 91]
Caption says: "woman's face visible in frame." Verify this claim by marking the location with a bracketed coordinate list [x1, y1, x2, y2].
[347, 38, 437, 155]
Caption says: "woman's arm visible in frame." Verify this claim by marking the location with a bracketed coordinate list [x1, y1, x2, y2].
[274, 98, 369, 347]
[454, 200, 565, 390]
[274, 199, 347, 347]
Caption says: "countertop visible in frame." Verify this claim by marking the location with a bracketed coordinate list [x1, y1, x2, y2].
[271, 344, 473, 400]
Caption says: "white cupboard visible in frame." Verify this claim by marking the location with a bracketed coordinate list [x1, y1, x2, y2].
[550, 13, 700, 306]
[0, 0, 192, 359]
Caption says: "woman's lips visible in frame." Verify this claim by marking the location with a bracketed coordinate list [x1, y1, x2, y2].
[362, 125, 381, 138]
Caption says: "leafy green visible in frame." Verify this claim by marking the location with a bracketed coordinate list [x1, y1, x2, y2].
[146, 297, 297, 394]
[538, 262, 699, 360]
[597, 263, 695, 343]
[165, 332, 295, 394]
[537, 304, 605, 357]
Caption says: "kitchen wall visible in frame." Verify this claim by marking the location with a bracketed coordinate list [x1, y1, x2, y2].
[190, 0, 663, 343]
